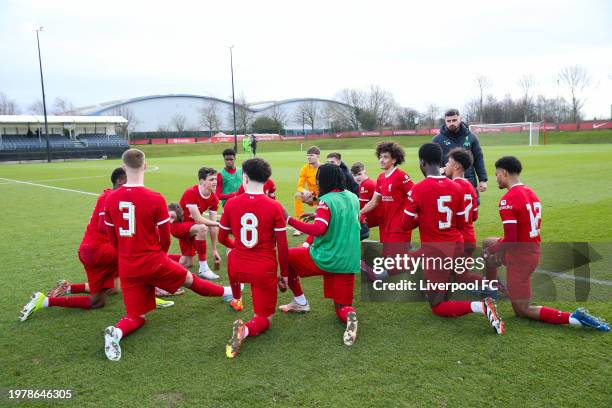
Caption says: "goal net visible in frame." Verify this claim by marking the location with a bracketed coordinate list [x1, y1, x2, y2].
[469, 122, 540, 146]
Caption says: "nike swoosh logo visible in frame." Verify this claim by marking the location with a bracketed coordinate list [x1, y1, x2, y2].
[593, 122, 609, 129]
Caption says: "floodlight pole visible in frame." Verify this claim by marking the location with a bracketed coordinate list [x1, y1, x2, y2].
[229, 46, 237, 153]
[35, 26, 51, 163]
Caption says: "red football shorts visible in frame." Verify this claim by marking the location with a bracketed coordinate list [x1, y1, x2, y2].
[170, 221, 196, 256]
[288, 246, 355, 306]
[505, 250, 540, 301]
[78, 244, 118, 294]
[120, 257, 187, 316]
[366, 212, 381, 228]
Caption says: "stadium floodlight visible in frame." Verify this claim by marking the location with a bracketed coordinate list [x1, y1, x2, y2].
[229, 45, 237, 153]
[469, 122, 541, 146]
[34, 25, 51, 162]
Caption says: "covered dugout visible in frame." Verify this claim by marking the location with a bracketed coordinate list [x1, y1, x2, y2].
[0, 115, 129, 162]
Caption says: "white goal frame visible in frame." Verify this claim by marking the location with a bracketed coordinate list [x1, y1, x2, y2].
[469, 122, 541, 146]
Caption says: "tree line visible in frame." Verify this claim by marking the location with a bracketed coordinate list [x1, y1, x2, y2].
[1, 64, 601, 135]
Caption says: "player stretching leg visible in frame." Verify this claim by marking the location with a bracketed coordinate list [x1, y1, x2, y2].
[102, 149, 233, 361]
[402, 143, 504, 334]
[484, 156, 608, 332]
[218, 158, 289, 358]
[280, 164, 361, 346]
[172, 167, 222, 279]
[19, 168, 175, 321]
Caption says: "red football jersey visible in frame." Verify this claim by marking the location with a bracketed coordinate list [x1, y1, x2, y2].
[81, 188, 112, 248]
[499, 183, 542, 244]
[104, 184, 171, 275]
[404, 176, 465, 243]
[179, 185, 219, 222]
[236, 179, 276, 199]
[374, 167, 414, 241]
[453, 177, 478, 243]
[219, 193, 286, 270]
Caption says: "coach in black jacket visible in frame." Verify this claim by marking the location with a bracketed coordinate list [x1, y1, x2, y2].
[432, 109, 488, 192]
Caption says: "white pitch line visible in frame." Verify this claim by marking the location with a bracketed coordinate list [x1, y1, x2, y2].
[535, 268, 612, 286]
[0, 177, 98, 196]
[0, 175, 106, 185]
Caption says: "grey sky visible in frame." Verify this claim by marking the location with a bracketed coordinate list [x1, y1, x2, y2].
[1, 0, 611, 118]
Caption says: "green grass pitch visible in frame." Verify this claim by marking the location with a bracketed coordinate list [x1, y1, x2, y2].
[0, 140, 611, 407]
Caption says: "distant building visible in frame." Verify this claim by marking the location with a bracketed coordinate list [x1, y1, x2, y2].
[74, 94, 350, 133]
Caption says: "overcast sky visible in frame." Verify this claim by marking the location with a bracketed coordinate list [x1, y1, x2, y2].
[1, 0, 611, 118]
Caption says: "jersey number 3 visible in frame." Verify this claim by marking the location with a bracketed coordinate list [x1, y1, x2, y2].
[240, 213, 259, 248]
[119, 201, 135, 237]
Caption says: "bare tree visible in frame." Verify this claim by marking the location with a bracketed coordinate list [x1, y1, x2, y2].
[425, 104, 440, 129]
[334, 89, 363, 130]
[199, 101, 221, 136]
[475, 75, 492, 123]
[170, 113, 188, 133]
[365, 85, 397, 127]
[28, 99, 45, 114]
[518, 75, 535, 122]
[268, 103, 287, 128]
[0, 92, 20, 114]
[295, 100, 319, 131]
[234, 94, 253, 135]
[51, 97, 75, 115]
[559, 65, 590, 124]
[111, 106, 139, 136]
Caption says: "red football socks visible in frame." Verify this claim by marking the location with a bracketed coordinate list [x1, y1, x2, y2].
[194, 240, 207, 261]
[69, 283, 87, 293]
[245, 316, 270, 337]
[335, 306, 356, 323]
[189, 274, 224, 297]
[116, 315, 145, 337]
[431, 301, 473, 317]
[48, 296, 91, 309]
[539, 306, 570, 325]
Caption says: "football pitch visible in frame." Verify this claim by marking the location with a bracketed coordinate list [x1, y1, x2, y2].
[1, 142, 611, 407]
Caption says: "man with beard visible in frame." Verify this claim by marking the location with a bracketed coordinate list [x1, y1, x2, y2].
[433, 109, 488, 195]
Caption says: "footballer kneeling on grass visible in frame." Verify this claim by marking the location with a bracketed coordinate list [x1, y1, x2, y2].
[483, 156, 608, 332]
[218, 158, 289, 358]
[281, 163, 361, 346]
[401, 143, 504, 334]
[101, 149, 234, 361]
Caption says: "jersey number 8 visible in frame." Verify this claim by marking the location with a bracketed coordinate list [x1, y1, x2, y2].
[240, 213, 259, 248]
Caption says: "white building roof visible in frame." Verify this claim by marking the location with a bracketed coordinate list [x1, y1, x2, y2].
[0, 115, 127, 125]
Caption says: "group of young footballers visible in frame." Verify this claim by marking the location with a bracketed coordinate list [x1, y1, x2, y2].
[19, 136, 609, 362]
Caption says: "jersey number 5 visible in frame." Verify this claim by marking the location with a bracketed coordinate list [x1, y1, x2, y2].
[119, 201, 135, 237]
[437, 195, 452, 230]
[526, 202, 542, 238]
[240, 213, 259, 248]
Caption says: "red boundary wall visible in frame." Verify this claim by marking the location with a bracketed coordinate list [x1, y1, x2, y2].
[130, 120, 611, 145]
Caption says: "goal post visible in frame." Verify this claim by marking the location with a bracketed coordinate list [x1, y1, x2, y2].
[469, 122, 541, 146]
